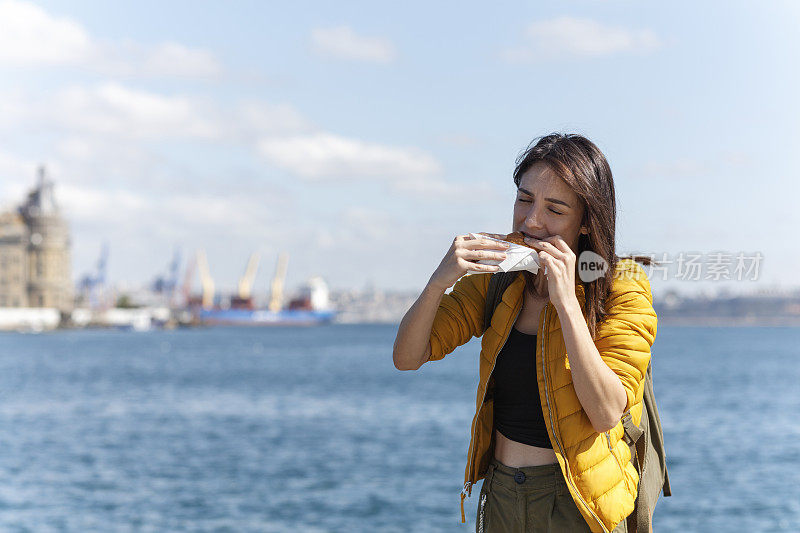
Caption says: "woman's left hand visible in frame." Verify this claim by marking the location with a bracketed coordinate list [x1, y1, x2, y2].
[524, 234, 579, 311]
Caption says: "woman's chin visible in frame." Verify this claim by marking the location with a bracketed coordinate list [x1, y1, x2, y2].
[525, 270, 548, 297]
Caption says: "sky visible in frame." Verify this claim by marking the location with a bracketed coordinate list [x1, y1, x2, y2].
[0, 0, 798, 297]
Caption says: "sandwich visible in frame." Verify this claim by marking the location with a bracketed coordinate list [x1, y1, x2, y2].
[503, 231, 535, 249]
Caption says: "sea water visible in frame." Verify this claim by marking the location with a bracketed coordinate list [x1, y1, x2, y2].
[0, 325, 797, 532]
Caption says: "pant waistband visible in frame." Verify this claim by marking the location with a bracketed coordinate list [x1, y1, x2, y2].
[487, 456, 566, 491]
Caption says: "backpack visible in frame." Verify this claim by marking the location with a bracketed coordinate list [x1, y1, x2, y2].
[483, 271, 671, 533]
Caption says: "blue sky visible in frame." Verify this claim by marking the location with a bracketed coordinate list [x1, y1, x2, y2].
[0, 0, 797, 296]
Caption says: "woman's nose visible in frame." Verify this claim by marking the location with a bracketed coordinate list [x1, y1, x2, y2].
[524, 207, 544, 230]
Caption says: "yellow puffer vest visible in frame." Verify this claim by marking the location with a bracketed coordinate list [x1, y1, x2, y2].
[427, 258, 657, 532]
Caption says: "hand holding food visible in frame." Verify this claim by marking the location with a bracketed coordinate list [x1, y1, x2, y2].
[468, 232, 542, 274]
[427, 234, 509, 291]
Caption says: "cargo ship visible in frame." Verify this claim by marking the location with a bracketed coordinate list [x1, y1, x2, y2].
[198, 307, 334, 326]
[191, 252, 335, 326]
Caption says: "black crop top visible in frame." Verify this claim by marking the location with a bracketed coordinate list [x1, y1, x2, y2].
[492, 327, 553, 449]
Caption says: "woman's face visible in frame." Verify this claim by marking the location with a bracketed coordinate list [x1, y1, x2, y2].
[513, 162, 587, 253]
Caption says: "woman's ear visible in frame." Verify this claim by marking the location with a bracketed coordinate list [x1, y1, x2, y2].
[580, 226, 589, 235]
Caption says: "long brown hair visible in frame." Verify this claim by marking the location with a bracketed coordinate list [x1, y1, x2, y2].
[513, 133, 654, 339]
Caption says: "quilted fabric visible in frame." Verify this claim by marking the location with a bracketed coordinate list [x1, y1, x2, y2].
[428, 258, 657, 532]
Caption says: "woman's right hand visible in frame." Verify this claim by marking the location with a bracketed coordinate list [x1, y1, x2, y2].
[428, 234, 509, 291]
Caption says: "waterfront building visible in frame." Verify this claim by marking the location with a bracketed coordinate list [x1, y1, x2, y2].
[0, 166, 72, 311]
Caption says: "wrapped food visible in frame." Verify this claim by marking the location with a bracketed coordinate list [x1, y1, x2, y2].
[468, 232, 542, 274]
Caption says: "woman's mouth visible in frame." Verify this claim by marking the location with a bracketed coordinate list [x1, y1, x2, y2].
[521, 231, 548, 240]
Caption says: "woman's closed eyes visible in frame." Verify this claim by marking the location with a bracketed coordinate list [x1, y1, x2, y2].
[516, 197, 563, 215]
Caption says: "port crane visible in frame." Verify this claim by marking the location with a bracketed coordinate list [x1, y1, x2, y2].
[151, 247, 181, 305]
[78, 243, 109, 309]
[268, 253, 288, 312]
[231, 253, 260, 309]
[196, 250, 215, 310]
[183, 249, 216, 310]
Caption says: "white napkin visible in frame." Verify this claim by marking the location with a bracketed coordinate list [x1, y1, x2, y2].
[469, 232, 542, 274]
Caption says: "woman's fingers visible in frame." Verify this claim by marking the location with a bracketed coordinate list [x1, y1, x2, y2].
[453, 236, 508, 275]
[526, 239, 567, 262]
[464, 238, 509, 251]
[477, 232, 508, 241]
[449, 233, 508, 274]
[461, 249, 507, 262]
[462, 260, 500, 272]
[524, 235, 571, 260]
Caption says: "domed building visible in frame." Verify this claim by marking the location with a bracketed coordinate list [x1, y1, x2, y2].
[0, 166, 73, 311]
[0, 211, 27, 307]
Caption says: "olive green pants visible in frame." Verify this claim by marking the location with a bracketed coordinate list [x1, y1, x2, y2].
[476, 457, 628, 533]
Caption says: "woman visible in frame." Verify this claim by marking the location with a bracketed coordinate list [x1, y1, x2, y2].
[393, 133, 658, 533]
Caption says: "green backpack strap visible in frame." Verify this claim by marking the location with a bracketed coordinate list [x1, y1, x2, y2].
[622, 360, 672, 533]
[483, 272, 519, 333]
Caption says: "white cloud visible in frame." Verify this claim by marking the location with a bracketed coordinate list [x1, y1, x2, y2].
[0, 89, 30, 129]
[0, 149, 38, 210]
[93, 40, 224, 79]
[141, 42, 222, 78]
[51, 135, 167, 192]
[311, 26, 396, 63]
[0, 0, 222, 79]
[52, 83, 219, 139]
[169, 194, 275, 228]
[257, 133, 440, 180]
[54, 182, 285, 235]
[256, 132, 498, 204]
[235, 101, 314, 138]
[339, 207, 394, 242]
[0, 0, 90, 65]
[52, 182, 289, 290]
[0, 83, 310, 143]
[256, 132, 496, 202]
[3, 81, 457, 201]
[58, 184, 149, 223]
[503, 17, 660, 61]
[54, 137, 95, 161]
[0, 149, 36, 182]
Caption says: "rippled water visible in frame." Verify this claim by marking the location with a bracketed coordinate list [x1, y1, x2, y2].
[0, 325, 797, 532]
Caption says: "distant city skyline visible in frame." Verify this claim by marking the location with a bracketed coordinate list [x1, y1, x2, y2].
[1, 1, 797, 296]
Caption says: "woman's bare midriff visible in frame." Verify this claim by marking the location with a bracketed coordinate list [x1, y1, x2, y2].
[494, 429, 558, 466]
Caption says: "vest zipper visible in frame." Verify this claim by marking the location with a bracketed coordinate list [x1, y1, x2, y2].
[460, 302, 523, 522]
[541, 304, 610, 533]
[477, 492, 487, 533]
